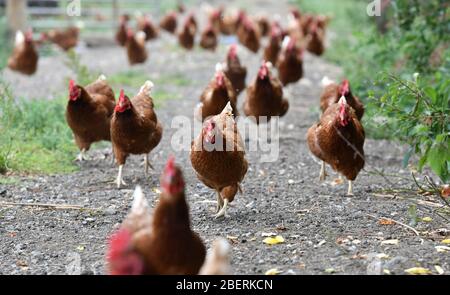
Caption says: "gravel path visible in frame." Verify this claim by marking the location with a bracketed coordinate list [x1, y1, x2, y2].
[1, 0, 449, 275]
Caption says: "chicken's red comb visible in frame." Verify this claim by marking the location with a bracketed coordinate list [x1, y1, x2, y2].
[119, 89, 125, 99]
[107, 228, 132, 260]
[69, 79, 75, 89]
[229, 44, 237, 57]
[340, 80, 350, 94]
[164, 156, 176, 174]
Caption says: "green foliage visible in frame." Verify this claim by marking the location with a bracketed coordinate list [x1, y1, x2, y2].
[0, 17, 11, 70]
[65, 50, 99, 85]
[370, 72, 450, 182]
[0, 77, 78, 174]
[295, 0, 449, 182]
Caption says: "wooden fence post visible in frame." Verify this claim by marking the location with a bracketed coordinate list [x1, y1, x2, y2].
[6, 0, 28, 34]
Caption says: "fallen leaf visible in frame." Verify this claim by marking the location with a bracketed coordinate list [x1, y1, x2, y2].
[263, 235, 285, 245]
[226, 236, 239, 244]
[422, 217, 432, 222]
[377, 253, 390, 259]
[381, 239, 399, 245]
[405, 267, 432, 275]
[435, 246, 450, 253]
[316, 240, 326, 247]
[16, 260, 28, 267]
[383, 269, 391, 275]
[434, 265, 444, 275]
[441, 185, 449, 198]
[152, 187, 161, 194]
[324, 268, 336, 274]
[76, 245, 85, 251]
[265, 268, 282, 275]
[442, 239, 450, 244]
[250, 237, 257, 242]
[379, 218, 395, 225]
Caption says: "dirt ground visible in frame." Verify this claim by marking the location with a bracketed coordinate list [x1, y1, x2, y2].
[0, 0, 448, 275]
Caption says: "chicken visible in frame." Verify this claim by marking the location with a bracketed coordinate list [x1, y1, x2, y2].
[301, 14, 315, 35]
[145, 157, 206, 274]
[106, 186, 154, 275]
[43, 26, 79, 51]
[178, 17, 196, 50]
[196, 63, 238, 121]
[107, 157, 207, 276]
[208, 8, 222, 33]
[177, 2, 186, 14]
[219, 10, 238, 35]
[306, 21, 325, 56]
[237, 16, 260, 53]
[185, 12, 198, 34]
[200, 23, 218, 51]
[125, 29, 147, 65]
[111, 81, 163, 188]
[244, 62, 289, 124]
[7, 30, 38, 75]
[263, 22, 283, 65]
[199, 238, 231, 275]
[159, 11, 177, 34]
[115, 15, 129, 46]
[223, 44, 247, 96]
[255, 15, 270, 37]
[191, 103, 248, 218]
[307, 96, 365, 195]
[65, 75, 115, 161]
[320, 78, 365, 120]
[137, 15, 159, 41]
[277, 36, 304, 86]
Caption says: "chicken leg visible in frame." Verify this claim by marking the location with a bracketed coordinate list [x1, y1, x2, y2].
[347, 180, 354, 196]
[75, 149, 88, 162]
[215, 190, 224, 213]
[215, 199, 228, 219]
[319, 161, 328, 181]
[142, 154, 154, 176]
[116, 165, 127, 188]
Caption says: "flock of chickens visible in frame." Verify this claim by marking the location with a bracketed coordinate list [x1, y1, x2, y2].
[5, 4, 367, 275]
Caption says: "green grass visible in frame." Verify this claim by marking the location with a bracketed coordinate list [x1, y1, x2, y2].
[0, 82, 79, 175]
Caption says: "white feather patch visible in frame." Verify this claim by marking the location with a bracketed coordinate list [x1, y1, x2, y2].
[321, 76, 335, 87]
[221, 101, 233, 116]
[136, 31, 147, 42]
[15, 31, 25, 45]
[282, 36, 291, 49]
[265, 61, 273, 69]
[97, 74, 107, 81]
[214, 238, 231, 257]
[139, 80, 154, 96]
[339, 96, 347, 105]
[215, 62, 224, 73]
[130, 186, 150, 215]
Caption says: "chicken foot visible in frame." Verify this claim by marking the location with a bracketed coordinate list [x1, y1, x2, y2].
[319, 161, 328, 181]
[347, 180, 354, 196]
[116, 165, 127, 188]
[74, 149, 89, 162]
[215, 198, 228, 219]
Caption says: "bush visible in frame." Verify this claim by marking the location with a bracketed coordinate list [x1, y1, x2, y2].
[295, 0, 449, 182]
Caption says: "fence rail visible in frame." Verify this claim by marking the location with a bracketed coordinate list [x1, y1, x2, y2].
[1, 0, 189, 36]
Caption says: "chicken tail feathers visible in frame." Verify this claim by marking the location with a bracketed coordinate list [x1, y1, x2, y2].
[321, 76, 335, 87]
[139, 80, 154, 97]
